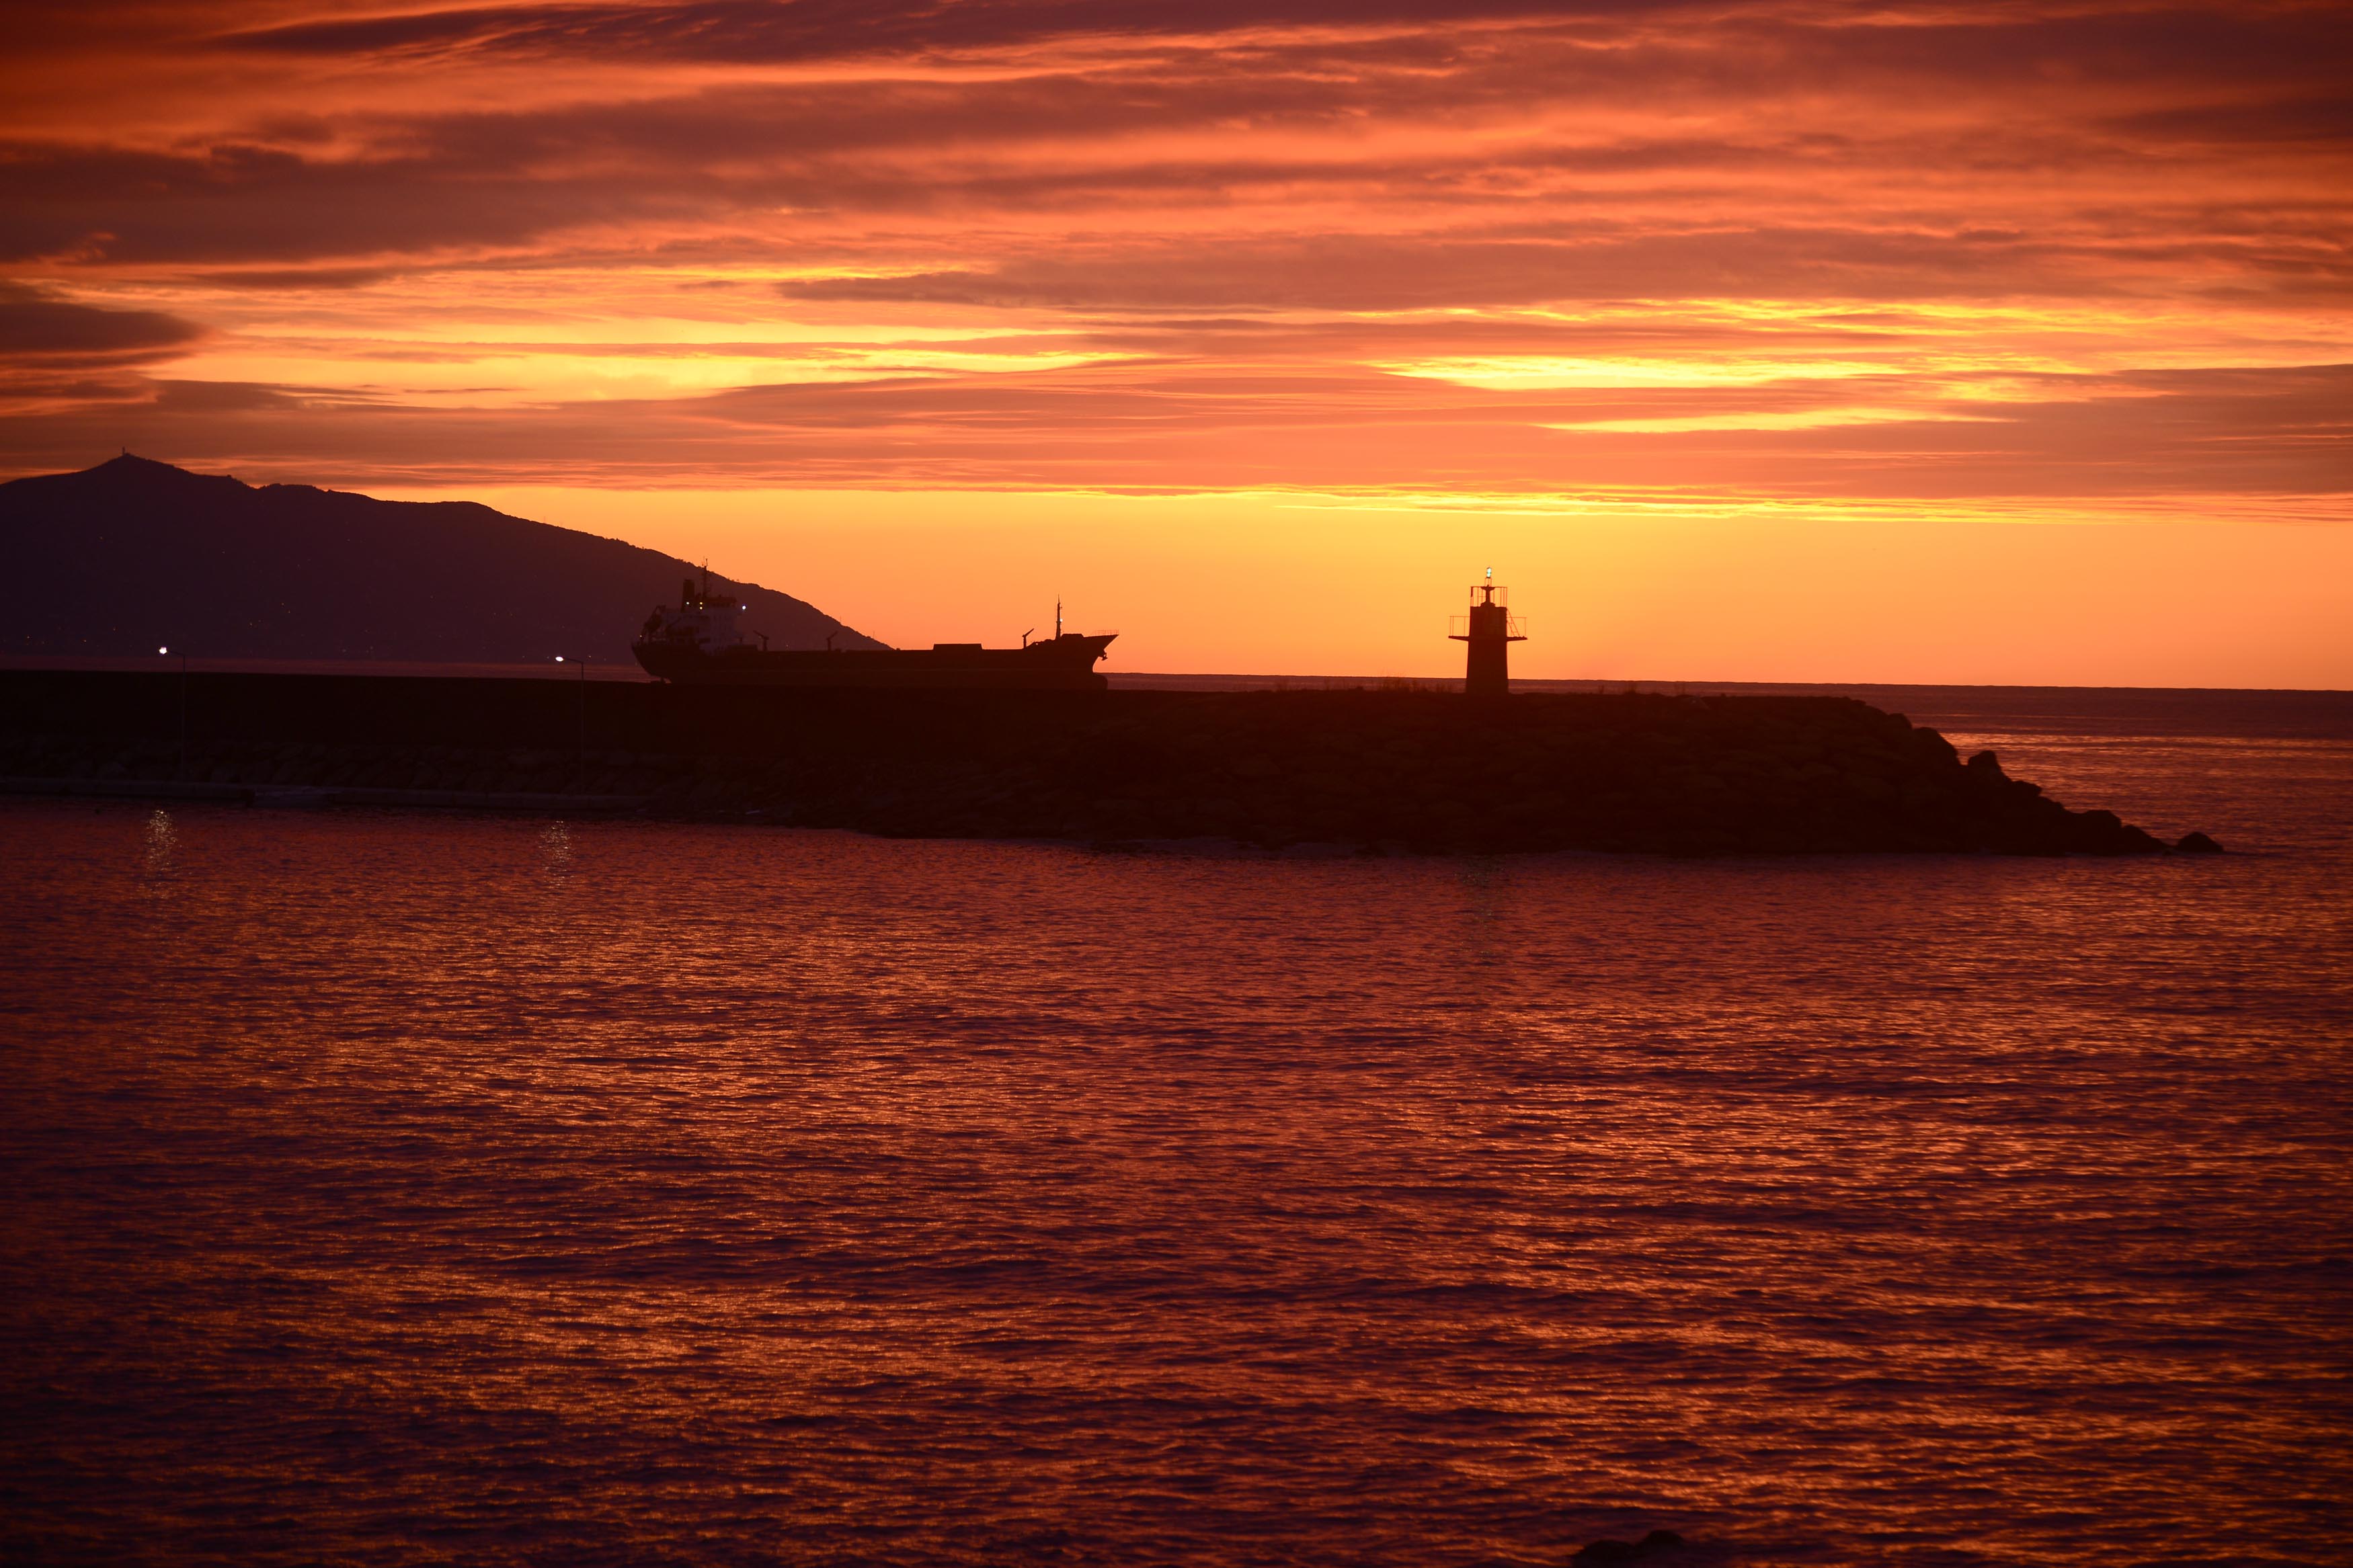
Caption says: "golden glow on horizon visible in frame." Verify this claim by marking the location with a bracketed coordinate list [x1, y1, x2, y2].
[363, 484, 2353, 689]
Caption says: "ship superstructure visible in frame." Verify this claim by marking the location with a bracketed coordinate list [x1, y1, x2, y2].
[633, 570, 1115, 690]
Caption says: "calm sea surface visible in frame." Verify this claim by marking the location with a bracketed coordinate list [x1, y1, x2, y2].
[3, 687, 2349, 1567]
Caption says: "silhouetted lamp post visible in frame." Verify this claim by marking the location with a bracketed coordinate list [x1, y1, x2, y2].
[555, 655, 590, 782]
[159, 645, 187, 779]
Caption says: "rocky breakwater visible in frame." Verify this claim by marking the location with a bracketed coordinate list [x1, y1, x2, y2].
[767, 689, 2187, 855]
[0, 673, 2210, 856]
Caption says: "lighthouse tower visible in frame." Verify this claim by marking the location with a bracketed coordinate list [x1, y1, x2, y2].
[1449, 569, 1526, 698]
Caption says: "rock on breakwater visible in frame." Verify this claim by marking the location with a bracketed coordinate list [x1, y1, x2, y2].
[0, 669, 2188, 855]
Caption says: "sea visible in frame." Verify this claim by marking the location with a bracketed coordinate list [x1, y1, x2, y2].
[3, 682, 2348, 1567]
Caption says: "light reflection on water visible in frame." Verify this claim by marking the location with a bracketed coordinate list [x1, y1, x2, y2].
[144, 805, 176, 880]
[1, 695, 2349, 1567]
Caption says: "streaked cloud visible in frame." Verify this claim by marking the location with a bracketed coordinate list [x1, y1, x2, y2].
[0, 0, 2344, 516]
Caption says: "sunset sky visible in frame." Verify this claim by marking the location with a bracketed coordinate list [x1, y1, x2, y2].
[3, 0, 2348, 682]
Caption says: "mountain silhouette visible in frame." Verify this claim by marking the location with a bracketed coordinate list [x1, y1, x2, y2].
[0, 454, 881, 662]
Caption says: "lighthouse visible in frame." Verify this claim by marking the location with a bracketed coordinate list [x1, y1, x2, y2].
[1449, 569, 1526, 698]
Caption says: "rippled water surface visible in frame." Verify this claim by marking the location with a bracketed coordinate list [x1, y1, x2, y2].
[4, 689, 2350, 1567]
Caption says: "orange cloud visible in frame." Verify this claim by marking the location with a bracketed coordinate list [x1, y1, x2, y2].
[0, 0, 2346, 677]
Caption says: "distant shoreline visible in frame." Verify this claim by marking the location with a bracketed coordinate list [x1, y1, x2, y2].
[3, 653, 2344, 700]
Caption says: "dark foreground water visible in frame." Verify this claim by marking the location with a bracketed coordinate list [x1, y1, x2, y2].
[3, 689, 2349, 1567]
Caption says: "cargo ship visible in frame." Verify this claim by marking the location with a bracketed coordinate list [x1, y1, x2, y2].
[632, 572, 1115, 690]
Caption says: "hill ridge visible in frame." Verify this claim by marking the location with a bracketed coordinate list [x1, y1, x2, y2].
[0, 454, 881, 663]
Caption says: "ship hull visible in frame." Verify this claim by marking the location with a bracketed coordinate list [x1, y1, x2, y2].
[633, 636, 1113, 690]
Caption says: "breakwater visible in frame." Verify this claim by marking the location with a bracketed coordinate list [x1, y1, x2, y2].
[0, 669, 2197, 854]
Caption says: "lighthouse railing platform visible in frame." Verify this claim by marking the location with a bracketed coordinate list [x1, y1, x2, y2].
[1449, 612, 1528, 640]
